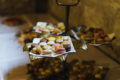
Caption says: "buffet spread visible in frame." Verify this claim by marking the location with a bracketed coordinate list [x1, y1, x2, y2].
[27, 58, 109, 80]
[24, 36, 75, 57]
[69, 26, 115, 46]
[1, 17, 113, 80]
[15, 20, 113, 80]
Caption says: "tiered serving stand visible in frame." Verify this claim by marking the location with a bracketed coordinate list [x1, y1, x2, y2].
[56, 0, 80, 34]
[22, 1, 115, 80]
[27, 0, 80, 62]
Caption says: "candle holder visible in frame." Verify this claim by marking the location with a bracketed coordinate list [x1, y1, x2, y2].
[56, 0, 80, 34]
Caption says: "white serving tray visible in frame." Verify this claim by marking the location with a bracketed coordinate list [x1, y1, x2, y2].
[29, 36, 76, 57]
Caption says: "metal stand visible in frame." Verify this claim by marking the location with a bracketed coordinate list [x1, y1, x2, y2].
[56, 0, 80, 34]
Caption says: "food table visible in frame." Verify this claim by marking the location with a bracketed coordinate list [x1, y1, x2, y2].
[0, 14, 120, 80]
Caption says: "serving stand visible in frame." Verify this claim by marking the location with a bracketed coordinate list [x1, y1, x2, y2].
[55, 0, 80, 61]
[27, 0, 80, 62]
[56, 0, 80, 34]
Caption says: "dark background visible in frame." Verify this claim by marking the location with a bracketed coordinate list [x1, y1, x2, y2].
[0, 0, 48, 15]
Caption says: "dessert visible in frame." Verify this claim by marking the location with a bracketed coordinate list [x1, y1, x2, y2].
[57, 22, 65, 31]
[56, 48, 66, 54]
[47, 36, 56, 41]
[40, 38, 47, 42]
[27, 59, 109, 80]
[63, 44, 71, 52]
[39, 42, 47, 47]
[69, 60, 109, 80]
[27, 58, 65, 79]
[34, 22, 65, 36]
[54, 43, 60, 47]
[17, 29, 40, 45]
[24, 36, 75, 57]
[47, 41, 55, 45]
[17, 22, 66, 45]
[43, 45, 52, 50]
[70, 26, 113, 45]
[56, 36, 63, 43]
[62, 41, 71, 51]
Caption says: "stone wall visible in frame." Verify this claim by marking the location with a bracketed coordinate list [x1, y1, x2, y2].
[48, 0, 120, 32]
[0, 0, 35, 14]
[48, 0, 66, 22]
[0, 0, 48, 15]
[48, 0, 120, 54]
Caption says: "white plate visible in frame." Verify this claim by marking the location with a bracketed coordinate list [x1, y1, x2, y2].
[29, 36, 76, 57]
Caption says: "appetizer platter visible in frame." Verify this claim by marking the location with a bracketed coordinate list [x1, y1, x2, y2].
[24, 36, 76, 57]
[27, 58, 109, 80]
[33, 22, 65, 36]
[27, 58, 66, 80]
[69, 60, 109, 80]
[17, 22, 66, 45]
[70, 26, 115, 46]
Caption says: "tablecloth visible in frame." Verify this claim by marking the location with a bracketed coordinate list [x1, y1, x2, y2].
[0, 16, 30, 80]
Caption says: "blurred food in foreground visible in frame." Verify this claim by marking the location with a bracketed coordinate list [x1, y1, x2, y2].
[27, 58, 109, 80]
